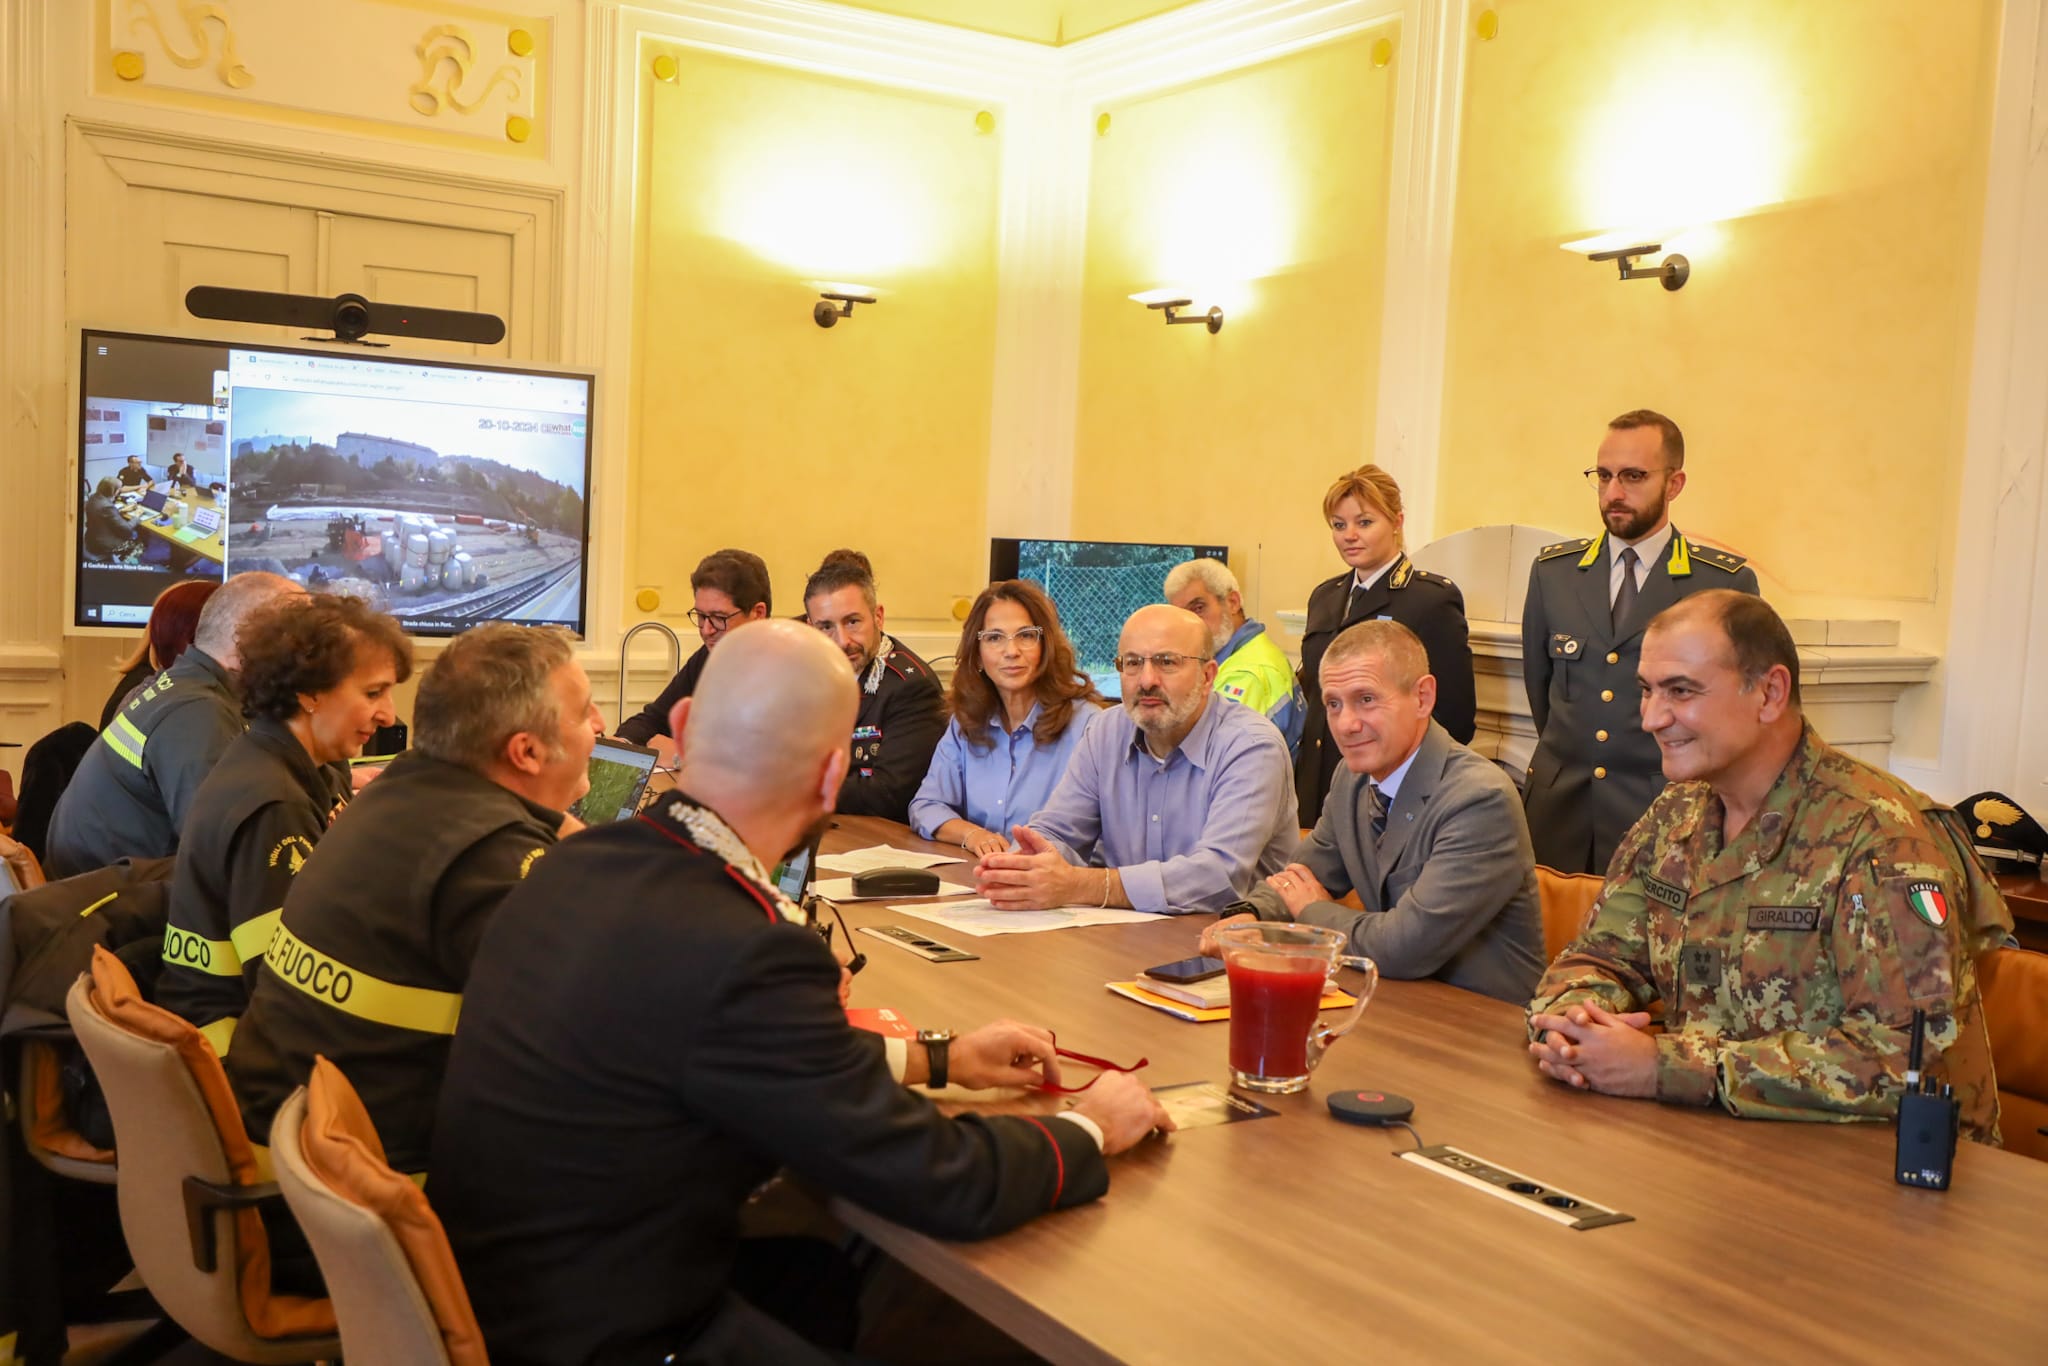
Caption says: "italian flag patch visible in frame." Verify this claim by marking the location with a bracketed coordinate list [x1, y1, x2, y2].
[1906, 881, 1949, 927]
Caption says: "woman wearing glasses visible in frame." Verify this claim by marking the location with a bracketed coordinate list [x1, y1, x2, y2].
[614, 549, 772, 745]
[910, 580, 1106, 856]
[1295, 464, 1476, 825]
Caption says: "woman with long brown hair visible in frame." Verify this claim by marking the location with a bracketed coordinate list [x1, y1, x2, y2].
[910, 580, 1105, 856]
[99, 578, 220, 728]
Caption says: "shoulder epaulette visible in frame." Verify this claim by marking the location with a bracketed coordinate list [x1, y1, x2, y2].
[1535, 537, 1594, 563]
[884, 646, 935, 682]
[1692, 544, 1749, 573]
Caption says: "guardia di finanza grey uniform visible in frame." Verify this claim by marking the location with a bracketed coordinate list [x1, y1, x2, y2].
[158, 718, 351, 1056]
[1520, 529, 1758, 874]
[226, 749, 561, 1174]
[1529, 724, 2001, 1142]
[45, 647, 244, 878]
[1297, 553, 1475, 827]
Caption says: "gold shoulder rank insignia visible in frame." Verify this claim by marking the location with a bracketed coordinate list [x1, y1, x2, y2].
[1536, 538, 1593, 563]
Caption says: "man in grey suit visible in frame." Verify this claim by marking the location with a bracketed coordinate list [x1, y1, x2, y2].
[1521, 409, 1760, 875]
[1202, 620, 1543, 1004]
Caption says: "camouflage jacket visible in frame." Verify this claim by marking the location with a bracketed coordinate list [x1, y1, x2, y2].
[1529, 724, 2001, 1143]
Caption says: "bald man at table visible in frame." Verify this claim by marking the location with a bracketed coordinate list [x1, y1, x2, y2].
[431, 619, 1172, 1363]
[976, 603, 1297, 914]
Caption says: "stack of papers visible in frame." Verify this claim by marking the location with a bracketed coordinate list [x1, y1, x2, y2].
[816, 845, 962, 874]
[891, 900, 1158, 938]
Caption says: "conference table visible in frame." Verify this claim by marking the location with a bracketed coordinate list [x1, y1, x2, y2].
[817, 815, 2048, 1364]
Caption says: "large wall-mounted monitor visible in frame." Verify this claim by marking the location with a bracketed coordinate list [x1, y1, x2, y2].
[73, 329, 594, 637]
[990, 536, 1229, 698]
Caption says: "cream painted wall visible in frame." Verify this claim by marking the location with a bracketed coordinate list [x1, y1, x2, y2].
[1436, 0, 2000, 759]
[630, 53, 1004, 635]
[2, 0, 2031, 789]
[1070, 27, 1399, 630]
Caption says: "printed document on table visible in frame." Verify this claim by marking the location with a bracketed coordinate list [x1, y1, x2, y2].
[816, 844, 962, 874]
[813, 875, 974, 902]
[891, 899, 1157, 938]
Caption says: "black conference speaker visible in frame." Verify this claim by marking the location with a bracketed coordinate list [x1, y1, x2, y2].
[184, 286, 506, 347]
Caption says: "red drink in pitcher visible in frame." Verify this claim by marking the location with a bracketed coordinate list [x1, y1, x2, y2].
[1214, 923, 1378, 1094]
[1226, 959, 1328, 1082]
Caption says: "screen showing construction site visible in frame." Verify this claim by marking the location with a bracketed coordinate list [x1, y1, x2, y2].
[74, 329, 594, 637]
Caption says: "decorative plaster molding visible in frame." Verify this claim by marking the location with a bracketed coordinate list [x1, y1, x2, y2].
[409, 24, 526, 116]
[122, 0, 255, 89]
[90, 0, 553, 158]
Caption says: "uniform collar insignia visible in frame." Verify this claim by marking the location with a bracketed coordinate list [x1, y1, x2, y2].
[862, 638, 894, 696]
[660, 796, 804, 924]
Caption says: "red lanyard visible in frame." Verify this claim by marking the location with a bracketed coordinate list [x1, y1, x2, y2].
[1041, 1042, 1149, 1094]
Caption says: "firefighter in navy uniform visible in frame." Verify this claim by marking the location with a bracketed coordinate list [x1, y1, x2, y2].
[158, 596, 411, 1056]
[802, 549, 944, 823]
[1520, 410, 1761, 874]
[431, 619, 1170, 1364]
[45, 572, 301, 878]
[1296, 465, 1476, 826]
[225, 624, 601, 1174]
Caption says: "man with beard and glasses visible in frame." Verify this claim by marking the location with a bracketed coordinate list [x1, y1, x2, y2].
[975, 604, 1296, 913]
[1520, 409, 1760, 875]
[1164, 556, 1306, 757]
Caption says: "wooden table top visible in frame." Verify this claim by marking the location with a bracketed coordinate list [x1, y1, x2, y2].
[821, 814, 2048, 1364]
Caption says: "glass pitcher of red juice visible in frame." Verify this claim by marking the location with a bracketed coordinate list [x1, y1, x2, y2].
[1214, 923, 1378, 1094]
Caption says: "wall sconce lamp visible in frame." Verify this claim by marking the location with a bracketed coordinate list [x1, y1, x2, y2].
[813, 285, 878, 328]
[1568, 240, 1690, 292]
[1129, 290, 1224, 334]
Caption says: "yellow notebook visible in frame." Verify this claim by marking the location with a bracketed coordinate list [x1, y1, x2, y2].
[1106, 980, 1356, 1024]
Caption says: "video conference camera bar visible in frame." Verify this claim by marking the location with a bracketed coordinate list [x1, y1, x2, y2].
[184, 286, 506, 348]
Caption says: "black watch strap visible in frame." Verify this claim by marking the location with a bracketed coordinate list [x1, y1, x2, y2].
[924, 1036, 950, 1090]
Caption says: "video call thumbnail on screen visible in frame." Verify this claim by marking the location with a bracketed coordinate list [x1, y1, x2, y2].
[75, 330, 596, 637]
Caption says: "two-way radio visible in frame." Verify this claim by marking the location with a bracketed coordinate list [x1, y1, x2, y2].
[1893, 1007, 1960, 1190]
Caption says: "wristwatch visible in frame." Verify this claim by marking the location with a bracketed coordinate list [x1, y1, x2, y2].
[917, 1029, 956, 1089]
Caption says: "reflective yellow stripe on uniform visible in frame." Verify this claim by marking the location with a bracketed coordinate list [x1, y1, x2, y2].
[197, 1015, 238, 1057]
[264, 925, 462, 1036]
[101, 713, 147, 769]
[163, 924, 242, 977]
[79, 892, 119, 918]
[229, 908, 283, 965]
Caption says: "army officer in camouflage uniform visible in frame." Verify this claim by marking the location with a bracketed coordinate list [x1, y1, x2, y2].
[1527, 592, 2001, 1143]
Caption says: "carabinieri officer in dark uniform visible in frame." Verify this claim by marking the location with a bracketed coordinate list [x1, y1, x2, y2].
[227, 624, 599, 1174]
[44, 572, 301, 878]
[1520, 409, 1761, 874]
[801, 549, 944, 823]
[1296, 465, 1475, 825]
[159, 596, 410, 1057]
[430, 618, 1165, 1364]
